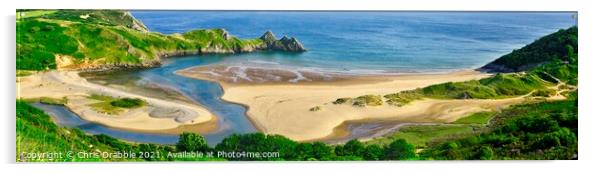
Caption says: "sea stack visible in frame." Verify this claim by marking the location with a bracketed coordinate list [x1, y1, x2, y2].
[260, 31, 307, 52]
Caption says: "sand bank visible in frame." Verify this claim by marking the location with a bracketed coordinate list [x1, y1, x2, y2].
[177, 65, 527, 141]
[17, 71, 217, 134]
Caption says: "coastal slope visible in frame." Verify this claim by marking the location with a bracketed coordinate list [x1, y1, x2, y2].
[17, 10, 306, 71]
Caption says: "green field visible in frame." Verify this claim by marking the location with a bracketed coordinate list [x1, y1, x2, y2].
[452, 111, 497, 124]
[366, 125, 478, 148]
[87, 94, 145, 115]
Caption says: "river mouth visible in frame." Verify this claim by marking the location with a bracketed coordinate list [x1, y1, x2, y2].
[67, 55, 257, 146]
[36, 54, 423, 145]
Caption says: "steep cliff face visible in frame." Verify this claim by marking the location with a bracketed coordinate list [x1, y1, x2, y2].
[17, 10, 307, 71]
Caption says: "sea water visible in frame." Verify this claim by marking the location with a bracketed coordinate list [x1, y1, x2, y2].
[133, 11, 576, 74]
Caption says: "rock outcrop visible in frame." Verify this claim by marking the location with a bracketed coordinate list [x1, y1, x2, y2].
[260, 31, 307, 52]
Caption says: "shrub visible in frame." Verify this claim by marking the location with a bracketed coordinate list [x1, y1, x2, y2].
[110, 98, 144, 108]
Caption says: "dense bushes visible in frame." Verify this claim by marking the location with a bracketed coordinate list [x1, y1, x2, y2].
[420, 93, 578, 160]
[17, 20, 78, 70]
[176, 132, 210, 152]
[481, 26, 577, 72]
[110, 98, 144, 108]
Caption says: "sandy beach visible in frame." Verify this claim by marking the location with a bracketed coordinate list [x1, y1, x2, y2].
[17, 71, 217, 134]
[176, 65, 530, 141]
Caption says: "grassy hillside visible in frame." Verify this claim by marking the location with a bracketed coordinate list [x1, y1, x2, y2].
[336, 27, 578, 107]
[420, 92, 578, 160]
[16, 10, 298, 71]
[358, 27, 578, 160]
[480, 26, 577, 72]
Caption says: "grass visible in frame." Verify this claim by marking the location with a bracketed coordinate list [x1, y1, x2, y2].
[421, 92, 578, 160]
[365, 125, 478, 148]
[87, 94, 145, 115]
[39, 97, 68, 105]
[110, 98, 144, 108]
[22, 97, 68, 105]
[532, 88, 557, 97]
[309, 106, 322, 111]
[17, 20, 78, 70]
[332, 95, 382, 107]
[16, 100, 188, 162]
[422, 73, 549, 99]
[17, 10, 57, 20]
[384, 90, 423, 107]
[16, 70, 34, 77]
[452, 111, 497, 124]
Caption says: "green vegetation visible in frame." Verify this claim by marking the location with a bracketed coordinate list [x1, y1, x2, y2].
[39, 97, 68, 105]
[18, 99, 420, 161]
[334, 27, 577, 107]
[88, 94, 145, 115]
[532, 88, 557, 97]
[421, 73, 549, 99]
[16, 10, 298, 71]
[23, 97, 68, 105]
[332, 98, 351, 104]
[110, 98, 144, 108]
[452, 111, 496, 124]
[481, 27, 577, 72]
[337, 72, 552, 107]
[30, 10, 146, 31]
[420, 92, 578, 160]
[332, 95, 382, 107]
[17, 10, 57, 20]
[18, 90, 576, 161]
[384, 90, 423, 107]
[16, 70, 34, 77]
[366, 125, 478, 148]
[309, 106, 322, 111]
[176, 132, 210, 152]
[17, 100, 223, 162]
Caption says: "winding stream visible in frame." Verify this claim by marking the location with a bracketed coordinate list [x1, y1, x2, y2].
[34, 55, 257, 146]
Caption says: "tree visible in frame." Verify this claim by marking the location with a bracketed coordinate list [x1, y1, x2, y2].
[176, 132, 209, 152]
[311, 142, 334, 160]
[295, 143, 313, 160]
[363, 144, 384, 160]
[215, 133, 297, 160]
[384, 139, 416, 160]
[336, 139, 365, 157]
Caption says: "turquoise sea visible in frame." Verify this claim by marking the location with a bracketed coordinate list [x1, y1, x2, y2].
[133, 11, 576, 74]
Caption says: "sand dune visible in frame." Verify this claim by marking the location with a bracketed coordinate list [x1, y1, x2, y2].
[17, 71, 217, 134]
[178, 68, 526, 141]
